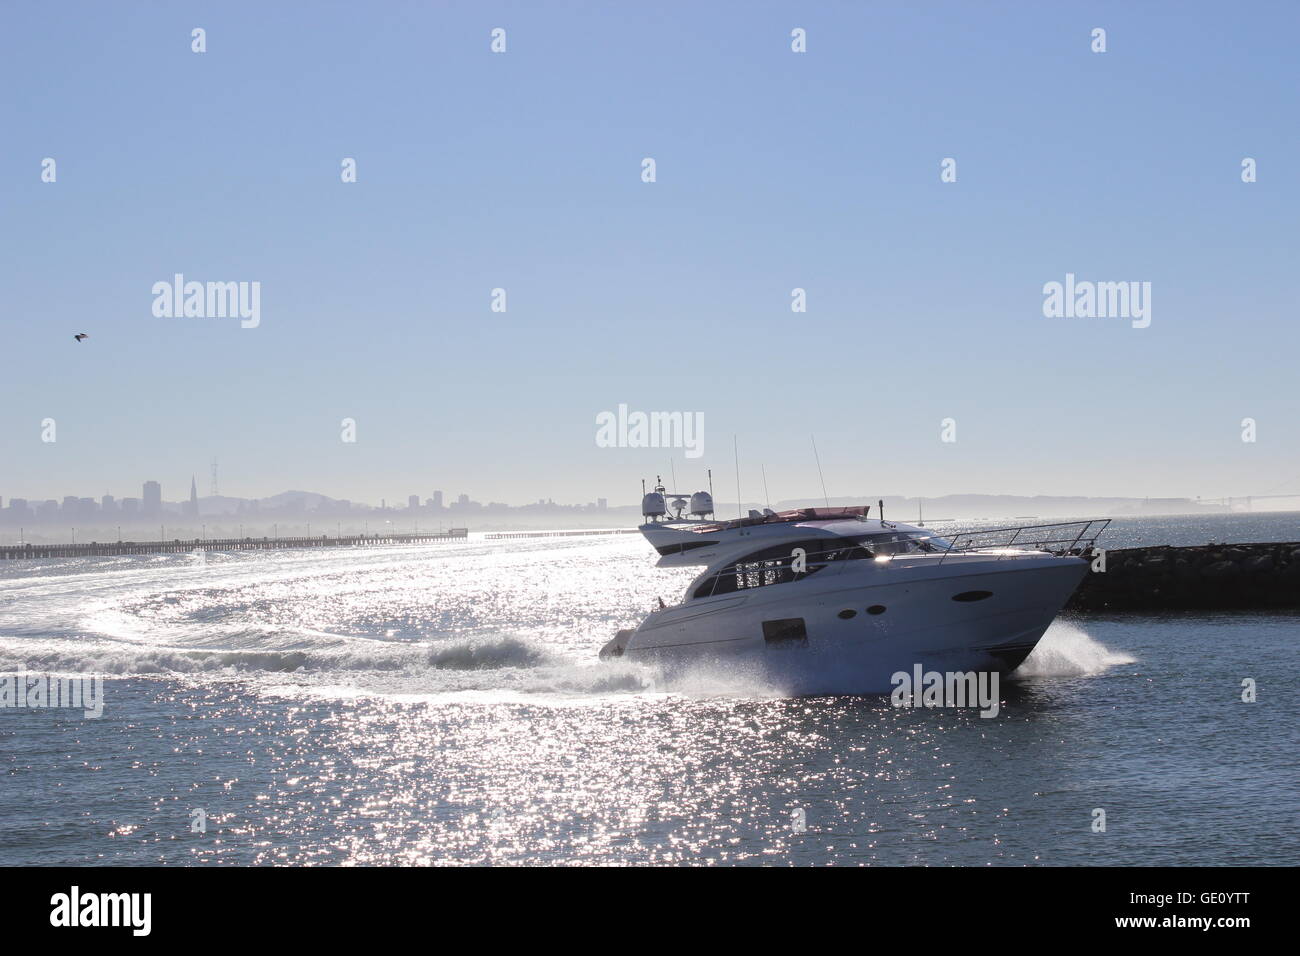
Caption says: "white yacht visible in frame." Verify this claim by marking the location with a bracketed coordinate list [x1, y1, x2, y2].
[600, 485, 1108, 695]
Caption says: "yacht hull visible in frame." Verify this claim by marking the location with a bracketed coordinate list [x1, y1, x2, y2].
[614, 555, 1089, 695]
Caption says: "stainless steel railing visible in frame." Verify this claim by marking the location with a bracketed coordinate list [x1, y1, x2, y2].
[932, 519, 1111, 564]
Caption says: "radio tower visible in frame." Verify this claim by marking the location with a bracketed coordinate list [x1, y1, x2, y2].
[210, 458, 219, 497]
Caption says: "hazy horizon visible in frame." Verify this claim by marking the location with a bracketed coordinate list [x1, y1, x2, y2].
[3, 478, 1296, 513]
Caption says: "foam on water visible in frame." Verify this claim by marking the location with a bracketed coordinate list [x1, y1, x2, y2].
[425, 633, 554, 670]
[642, 655, 786, 699]
[1014, 618, 1136, 678]
[0, 632, 548, 674]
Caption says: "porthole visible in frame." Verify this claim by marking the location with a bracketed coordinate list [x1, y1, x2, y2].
[866, 605, 886, 615]
[837, 609, 857, 620]
[951, 590, 993, 603]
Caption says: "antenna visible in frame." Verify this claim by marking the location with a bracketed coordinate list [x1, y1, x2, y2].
[708, 469, 713, 500]
[733, 435, 742, 518]
[811, 435, 830, 508]
[761, 464, 771, 510]
[669, 459, 678, 492]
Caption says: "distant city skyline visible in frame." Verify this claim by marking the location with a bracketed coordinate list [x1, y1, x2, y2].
[4, 470, 1295, 548]
[4, 470, 1294, 525]
[0, 476, 617, 524]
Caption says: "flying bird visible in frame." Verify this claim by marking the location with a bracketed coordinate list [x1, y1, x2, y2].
[73, 333, 88, 342]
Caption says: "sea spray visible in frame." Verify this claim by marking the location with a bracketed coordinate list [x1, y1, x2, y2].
[1015, 620, 1136, 678]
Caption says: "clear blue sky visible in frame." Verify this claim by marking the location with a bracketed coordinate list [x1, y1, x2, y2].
[2, 0, 1297, 507]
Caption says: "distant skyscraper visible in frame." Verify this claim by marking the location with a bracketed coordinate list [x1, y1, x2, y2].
[187, 476, 199, 517]
[143, 481, 162, 515]
[101, 494, 116, 513]
[433, 490, 443, 509]
[408, 495, 420, 509]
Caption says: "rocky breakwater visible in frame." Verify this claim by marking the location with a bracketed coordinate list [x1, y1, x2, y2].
[1067, 541, 1300, 611]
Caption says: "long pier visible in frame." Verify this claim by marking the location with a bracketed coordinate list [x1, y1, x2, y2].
[0, 529, 469, 560]
[486, 529, 639, 540]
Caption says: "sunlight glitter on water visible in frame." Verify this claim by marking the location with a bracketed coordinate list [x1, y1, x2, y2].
[2, 519, 1295, 865]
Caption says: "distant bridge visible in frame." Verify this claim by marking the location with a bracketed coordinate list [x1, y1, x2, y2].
[1199, 493, 1300, 511]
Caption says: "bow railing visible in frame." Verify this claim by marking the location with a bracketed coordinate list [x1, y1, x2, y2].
[932, 519, 1111, 564]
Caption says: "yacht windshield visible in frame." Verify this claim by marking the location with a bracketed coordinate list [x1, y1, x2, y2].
[860, 531, 952, 555]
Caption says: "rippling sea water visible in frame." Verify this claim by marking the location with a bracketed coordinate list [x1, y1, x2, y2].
[1, 514, 1296, 865]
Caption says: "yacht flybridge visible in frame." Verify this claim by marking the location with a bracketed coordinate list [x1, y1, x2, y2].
[600, 481, 1110, 695]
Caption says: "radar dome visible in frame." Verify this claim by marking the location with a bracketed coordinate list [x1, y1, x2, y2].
[689, 491, 714, 518]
